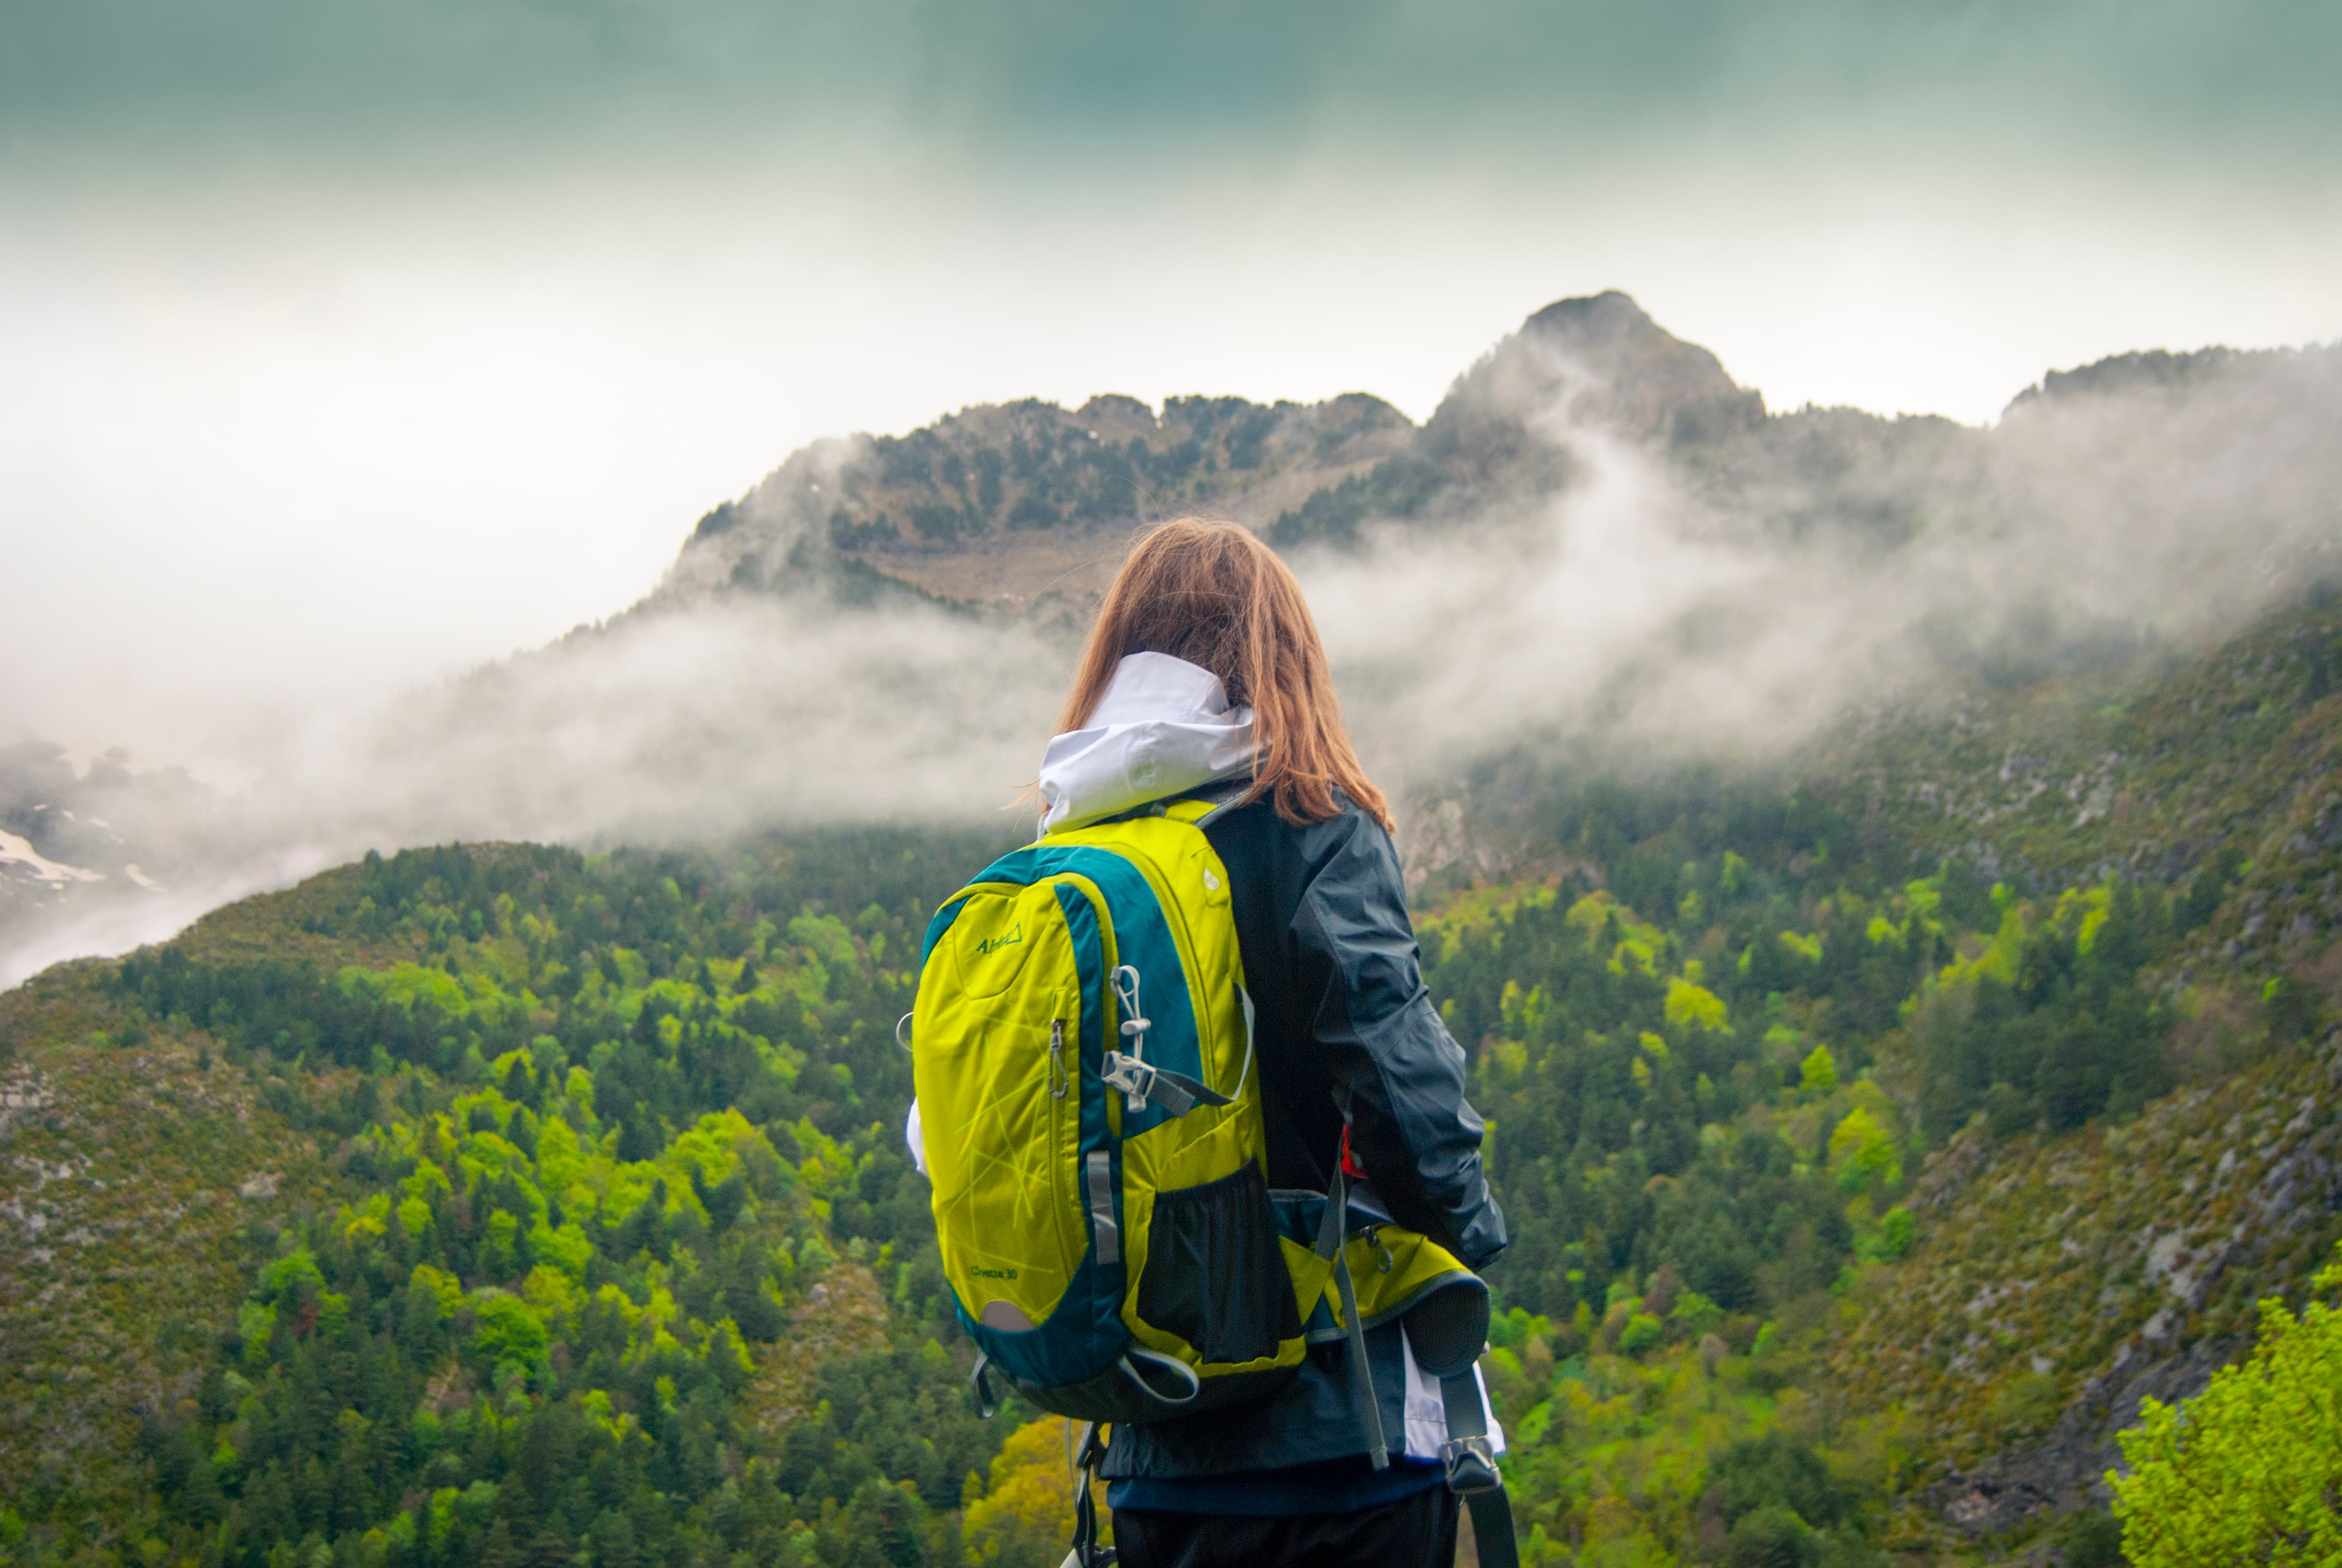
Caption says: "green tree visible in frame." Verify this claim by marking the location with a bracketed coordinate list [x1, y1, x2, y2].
[2111, 1244, 2342, 1567]
[1799, 1044, 1838, 1094]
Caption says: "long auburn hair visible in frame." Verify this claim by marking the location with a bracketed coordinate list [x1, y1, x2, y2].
[1055, 518, 1391, 829]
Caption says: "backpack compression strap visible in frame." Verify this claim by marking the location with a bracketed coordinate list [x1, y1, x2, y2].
[1101, 961, 1242, 1119]
[1100, 1054, 1231, 1118]
[1316, 1165, 1391, 1471]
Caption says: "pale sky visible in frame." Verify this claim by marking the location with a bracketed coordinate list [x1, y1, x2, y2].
[4, 0, 2338, 771]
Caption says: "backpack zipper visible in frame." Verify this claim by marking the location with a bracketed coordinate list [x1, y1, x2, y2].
[1048, 1017, 1068, 1100]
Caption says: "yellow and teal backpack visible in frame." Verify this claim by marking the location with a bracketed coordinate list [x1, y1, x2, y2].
[912, 797, 1522, 1566]
[909, 800, 1498, 1430]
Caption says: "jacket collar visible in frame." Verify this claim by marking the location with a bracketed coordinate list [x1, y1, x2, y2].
[1036, 653, 1257, 833]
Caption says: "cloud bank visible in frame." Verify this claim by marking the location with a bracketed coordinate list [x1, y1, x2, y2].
[5, 331, 2338, 989]
[1311, 339, 2342, 781]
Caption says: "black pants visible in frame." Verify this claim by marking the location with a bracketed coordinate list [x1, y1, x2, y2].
[1114, 1484, 1459, 1568]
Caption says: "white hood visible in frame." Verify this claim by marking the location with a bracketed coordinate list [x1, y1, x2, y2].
[1036, 653, 1257, 832]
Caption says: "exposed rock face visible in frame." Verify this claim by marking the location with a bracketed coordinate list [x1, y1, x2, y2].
[640, 290, 1786, 599]
[1833, 1025, 2342, 1539]
[0, 1067, 57, 1137]
[1918, 1335, 2241, 1539]
[1264, 290, 1777, 547]
[650, 390, 1415, 614]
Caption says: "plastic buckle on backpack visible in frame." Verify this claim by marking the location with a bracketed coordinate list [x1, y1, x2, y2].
[1103, 1051, 1206, 1117]
[1101, 1051, 1155, 1113]
[1442, 1434, 1502, 1495]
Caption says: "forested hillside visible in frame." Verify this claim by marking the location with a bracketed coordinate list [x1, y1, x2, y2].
[1, 828, 1034, 1566]
[5, 577, 2339, 1568]
[6, 292, 2341, 1567]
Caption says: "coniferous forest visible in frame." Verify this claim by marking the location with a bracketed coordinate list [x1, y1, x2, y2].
[5, 571, 2339, 1568]
[5, 299, 2341, 1568]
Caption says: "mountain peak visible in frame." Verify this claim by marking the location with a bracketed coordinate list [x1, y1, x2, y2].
[1519, 288, 1661, 342]
[1527, 290, 1762, 435]
[1430, 290, 1765, 458]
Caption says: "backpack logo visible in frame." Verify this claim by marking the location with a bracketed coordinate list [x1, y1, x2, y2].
[975, 922, 1023, 956]
[969, 1265, 1020, 1280]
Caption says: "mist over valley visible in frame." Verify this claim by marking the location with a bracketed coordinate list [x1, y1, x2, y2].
[5, 290, 2342, 1568]
[8, 293, 2337, 989]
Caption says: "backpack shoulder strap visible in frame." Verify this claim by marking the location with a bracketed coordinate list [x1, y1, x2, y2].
[1164, 780, 1252, 829]
[1062, 779, 1252, 836]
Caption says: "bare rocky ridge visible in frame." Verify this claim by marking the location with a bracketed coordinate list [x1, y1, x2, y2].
[649, 390, 1414, 616]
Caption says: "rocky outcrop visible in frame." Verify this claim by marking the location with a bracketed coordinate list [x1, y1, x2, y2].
[740, 1261, 895, 1437]
[648, 390, 1416, 612]
[1916, 1336, 2239, 1538]
[1834, 1025, 2342, 1542]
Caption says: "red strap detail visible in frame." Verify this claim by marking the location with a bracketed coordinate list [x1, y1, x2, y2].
[1340, 1125, 1369, 1181]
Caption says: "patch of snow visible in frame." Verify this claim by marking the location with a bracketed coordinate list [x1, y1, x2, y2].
[123, 862, 166, 892]
[2, 843, 338, 992]
[0, 830, 106, 886]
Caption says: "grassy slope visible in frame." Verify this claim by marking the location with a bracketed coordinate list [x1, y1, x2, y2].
[1836, 1031, 2342, 1553]
[1838, 587, 2342, 978]
[1797, 589, 2342, 1555]
[0, 872, 424, 1524]
[0, 967, 346, 1529]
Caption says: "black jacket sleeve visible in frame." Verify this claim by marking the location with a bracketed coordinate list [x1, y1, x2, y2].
[1291, 812, 1508, 1271]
